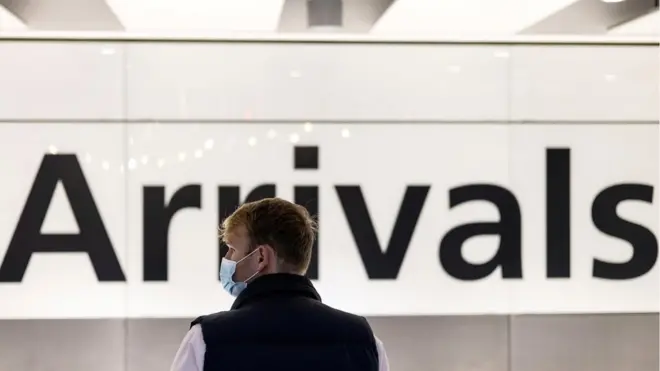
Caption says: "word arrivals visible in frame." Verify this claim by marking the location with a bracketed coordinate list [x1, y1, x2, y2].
[0, 147, 656, 283]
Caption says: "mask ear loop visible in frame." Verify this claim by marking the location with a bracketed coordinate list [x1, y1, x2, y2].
[240, 247, 263, 283]
[244, 270, 260, 283]
[235, 246, 259, 264]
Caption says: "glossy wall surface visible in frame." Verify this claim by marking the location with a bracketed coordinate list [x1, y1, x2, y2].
[0, 41, 658, 121]
[0, 39, 658, 371]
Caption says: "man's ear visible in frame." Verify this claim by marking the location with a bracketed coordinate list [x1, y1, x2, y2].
[256, 245, 274, 269]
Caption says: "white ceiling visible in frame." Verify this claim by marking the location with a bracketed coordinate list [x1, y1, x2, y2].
[371, 0, 584, 34]
[608, 9, 658, 34]
[0, 5, 27, 30]
[106, 0, 285, 31]
[0, 0, 657, 34]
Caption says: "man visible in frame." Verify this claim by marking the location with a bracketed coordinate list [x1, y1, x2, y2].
[170, 197, 390, 371]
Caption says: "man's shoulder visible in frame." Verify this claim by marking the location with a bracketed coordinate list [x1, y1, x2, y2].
[190, 311, 236, 328]
[315, 301, 372, 327]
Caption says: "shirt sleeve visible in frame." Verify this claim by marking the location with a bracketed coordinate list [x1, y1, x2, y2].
[374, 335, 390, 371]
[170, 324, 206, 371]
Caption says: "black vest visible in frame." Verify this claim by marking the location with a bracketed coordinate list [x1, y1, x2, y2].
[191, 273, 379, 371]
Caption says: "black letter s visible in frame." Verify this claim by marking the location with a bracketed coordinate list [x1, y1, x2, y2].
[592, 184, 657, 279]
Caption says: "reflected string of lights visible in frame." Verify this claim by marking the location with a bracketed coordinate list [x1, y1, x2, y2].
[45, 122, 351, 174]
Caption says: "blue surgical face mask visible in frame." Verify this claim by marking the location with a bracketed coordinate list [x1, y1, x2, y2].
[220, 249, 260, 297]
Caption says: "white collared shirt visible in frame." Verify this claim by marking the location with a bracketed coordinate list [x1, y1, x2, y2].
[170, 324, 390, 371]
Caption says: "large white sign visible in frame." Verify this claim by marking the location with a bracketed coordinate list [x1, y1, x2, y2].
[0, 123, 656, 318]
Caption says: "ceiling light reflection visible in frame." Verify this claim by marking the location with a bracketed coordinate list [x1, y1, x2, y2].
[289, 133, 300, 143]
[101, 47, 116, 55]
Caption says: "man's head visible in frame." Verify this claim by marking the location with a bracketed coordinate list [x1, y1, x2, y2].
[219, 198, 317, 283]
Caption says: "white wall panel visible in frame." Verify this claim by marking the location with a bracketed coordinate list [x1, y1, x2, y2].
[0, 40, 656, 320]
[510, 46, 659, 121]
[510, 314, 659, 371]
[0, 319, 128, 371]
[509, 124, 659, 314]
[1, 41, 655, 123]
[0, 122, 655, 318]
[0, 38, 657, 371]
[0, 123, 128, 319]
[1, 316, 657, 371]
[124, 43, 511, 121]
[0, 42, 125, 120]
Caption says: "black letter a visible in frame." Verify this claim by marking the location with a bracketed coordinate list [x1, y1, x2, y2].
[439, 185, 522, 280]
[0, 154, 125, 282]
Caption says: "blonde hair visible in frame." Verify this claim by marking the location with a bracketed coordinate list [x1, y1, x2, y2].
[219, 198, 317, 273]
